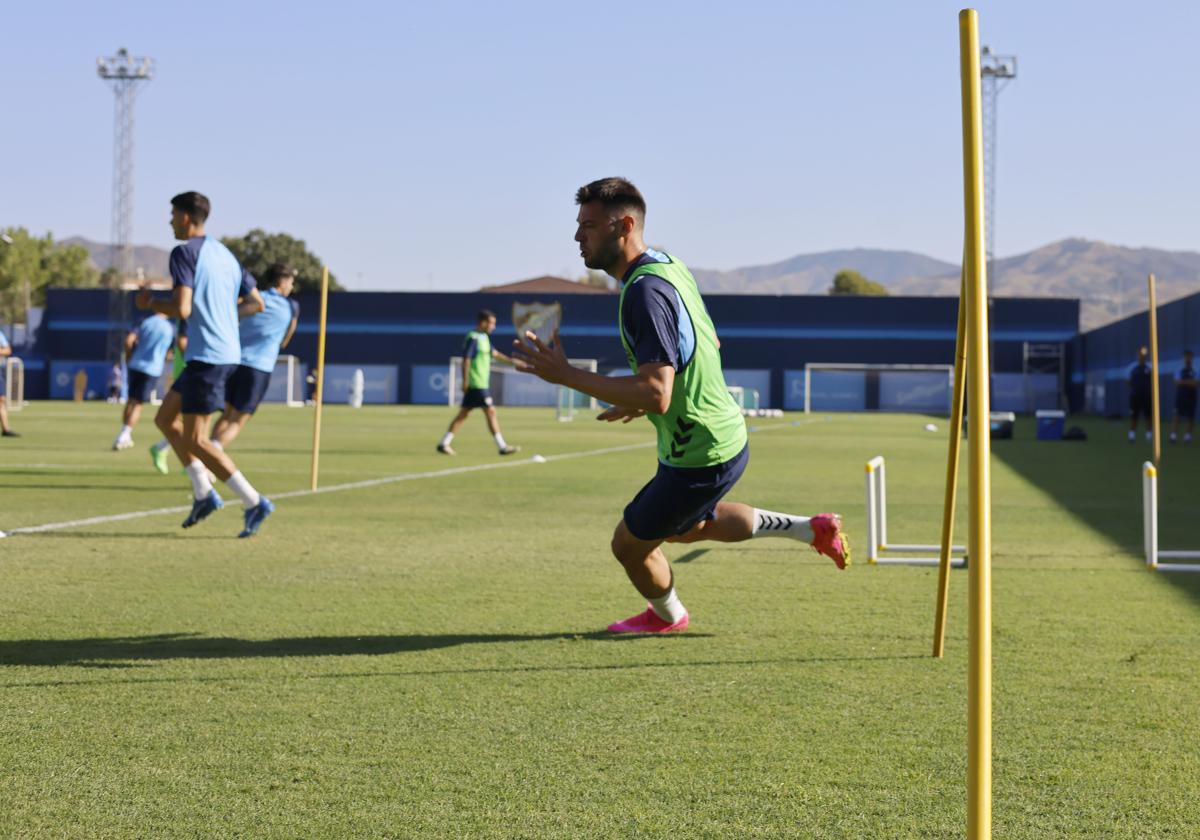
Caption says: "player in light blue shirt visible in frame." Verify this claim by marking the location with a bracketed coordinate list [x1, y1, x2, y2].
[212, 263, 301, 449]
[112, 311, 175, 451]
[135, 191, 275, 537]
[0, 327, 16, 437]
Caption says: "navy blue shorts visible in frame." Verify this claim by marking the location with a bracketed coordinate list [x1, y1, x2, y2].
[225, 365, 273, 414]
[127, 369, 158, 403]
[1130, 393, 1153, 421]
[462, 388, 494, 409]
[623, 444, 750, 542]
[0, 369, 6, 398]
[171, 361, 236, 415]
[1177, 398, 1196, 420]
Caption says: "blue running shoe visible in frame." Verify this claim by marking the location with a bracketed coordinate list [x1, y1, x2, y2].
[238, 497, 275, 538]
[182, 490, 224, 528]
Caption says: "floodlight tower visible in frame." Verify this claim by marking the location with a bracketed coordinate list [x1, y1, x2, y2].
[97, 48, 153, 373]
[97, 48, 154, 279]
[980, 47, 1016, 270]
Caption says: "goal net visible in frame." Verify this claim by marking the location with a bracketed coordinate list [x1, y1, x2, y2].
[262, 355, 306, 407]
[803, 363, 954, 414]
[448, 357, 599, 414]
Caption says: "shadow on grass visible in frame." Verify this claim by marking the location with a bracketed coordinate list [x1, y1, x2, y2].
[0, 630, 723, 668]
[0, 638, 928, 689]
[674, 549, 710, 564]
[990, 417, 1200, 604]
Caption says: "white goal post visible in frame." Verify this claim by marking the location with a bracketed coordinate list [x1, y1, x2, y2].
[5, 357, 25, 411]
[271, 355, 306, 407]
[448, 357, 599, 412]
[804, 363, 955, 415]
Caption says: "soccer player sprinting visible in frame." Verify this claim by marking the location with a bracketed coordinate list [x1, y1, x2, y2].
[210, 263, 301, 450]
[136, 191, 275, 538]
[514, 178, 848, 634]
[113, 311, 174, 451]
[437, 309, 520, 456]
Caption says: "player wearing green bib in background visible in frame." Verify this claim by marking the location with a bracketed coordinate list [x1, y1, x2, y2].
[514, 178, 849, 633]
[437, 309, 520, 456]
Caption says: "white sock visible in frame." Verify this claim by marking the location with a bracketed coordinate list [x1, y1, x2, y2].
[1128, 430, 1136, 441]
[1185, 433, 1193, 443]
[225, 470, 261, 509]
[648, 587, 687, 623]
[117, 424, 132, 441]
[751, 508, 815, 542]
[152, 438, 169, 452]
[185, 460, 215, 501]
[210, 440, 224, 452]
[1145, 431, 1153, 441]
[440, 431, 454, 447]
[494, 432, 508, 450]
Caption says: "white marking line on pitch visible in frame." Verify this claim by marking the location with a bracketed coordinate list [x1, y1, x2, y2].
[4, 421, 812, 537]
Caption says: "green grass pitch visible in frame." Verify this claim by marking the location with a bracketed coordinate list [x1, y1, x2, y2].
[2, 402, 1198, 838]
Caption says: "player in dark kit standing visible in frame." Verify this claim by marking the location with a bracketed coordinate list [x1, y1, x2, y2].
[514, 178, 849, 633]
[436, 309, 520, 456]
[1129, 346, 1153, 443]
[1170, 349, 1196, 444]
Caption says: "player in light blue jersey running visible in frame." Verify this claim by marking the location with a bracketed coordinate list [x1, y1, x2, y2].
[136, 191, 275, 538]
[211, 263, 300, 450]
[112, 311, 175, 451]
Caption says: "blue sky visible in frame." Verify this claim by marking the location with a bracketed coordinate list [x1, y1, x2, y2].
[1, 1, 1197, 290]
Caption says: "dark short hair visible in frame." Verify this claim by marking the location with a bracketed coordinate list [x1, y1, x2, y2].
[575, 177, 646, 219]
[264, 263, 296, 288]
[477, 309, 496, 323]
[171, 191, 210, 223]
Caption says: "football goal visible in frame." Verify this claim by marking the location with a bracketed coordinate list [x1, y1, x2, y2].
[803, 363, 955, 414]
[263, 355, 306, 407]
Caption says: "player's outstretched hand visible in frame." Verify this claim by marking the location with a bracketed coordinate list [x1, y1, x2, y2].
[512, 329, 572, 385]
[596, 405, 647, 424]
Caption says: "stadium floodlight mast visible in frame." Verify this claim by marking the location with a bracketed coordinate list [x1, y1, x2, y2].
[97, 48, 154, 280]
[97, 47, 154, 369]
[979, 47, 1016, 271]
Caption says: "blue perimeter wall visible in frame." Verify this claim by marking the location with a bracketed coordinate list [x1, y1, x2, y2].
[1072, 289, 1200, 417]
[37, 288, 1081, 409]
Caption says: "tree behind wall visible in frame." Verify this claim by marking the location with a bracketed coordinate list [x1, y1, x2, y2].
[221, 229, 343, 293]
[828, 269, 888, 296]
[0, 227, 98, 325]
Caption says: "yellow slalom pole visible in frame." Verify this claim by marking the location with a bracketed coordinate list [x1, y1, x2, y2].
[1148, 274, 1161, 467]
[310, 266, 330, 491]
[933, 267, 968, 658]
[959, 10, 992, 838]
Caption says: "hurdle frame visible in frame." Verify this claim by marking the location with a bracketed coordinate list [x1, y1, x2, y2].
[5, 356, 25, 411]
[1142, 461, 1200, 572]
[865, 455, 967, 567]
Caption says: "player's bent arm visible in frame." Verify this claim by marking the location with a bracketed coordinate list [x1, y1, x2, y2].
[563, 363, 674, 415]
[280, 316, 299, 349]
[141, 286, 192, 320]
[237, 288, 266, 318]
[124, 331, 138, 361]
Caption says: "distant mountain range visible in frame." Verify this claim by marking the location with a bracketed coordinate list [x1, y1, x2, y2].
[691, 238, 1200, 331]
[65, 235, 1200, 332]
